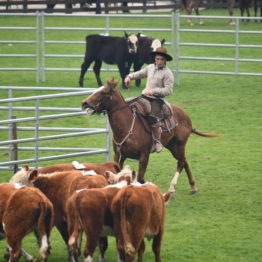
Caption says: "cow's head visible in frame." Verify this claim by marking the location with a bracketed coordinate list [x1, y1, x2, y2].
[105, 165, 137, 184]
[9, 165, 34, 186]
[151, 38, 165, 52]
[81, 77, 119, 115]
[125, 32, 140, 54]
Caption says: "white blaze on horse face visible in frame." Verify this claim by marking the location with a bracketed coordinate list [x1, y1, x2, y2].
[127, 34, 138, 53]
[151, 39, 162, 51]
[91, 85, 105, 95]
[84, 85, 105, 115]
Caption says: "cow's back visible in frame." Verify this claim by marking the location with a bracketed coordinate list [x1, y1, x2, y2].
[36, 161, 120, 175]
[32, 171, 81, 217]
[67, 174, 108, 203]
[0, 183, 16, 222]
[85, 34, 127, 64]
[4, 187, 53, 227]
[112, 183, 166, 257]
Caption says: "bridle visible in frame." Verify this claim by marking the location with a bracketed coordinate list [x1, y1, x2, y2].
[91, 90, 146, 164]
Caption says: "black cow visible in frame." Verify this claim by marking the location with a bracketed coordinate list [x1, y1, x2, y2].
[79, 32, 140, 89]
[132, 36, 165, 87]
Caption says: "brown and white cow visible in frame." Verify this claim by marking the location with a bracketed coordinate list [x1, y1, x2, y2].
[66, 172, 136, 262]
[0, 183, 54, 262]
[9, 161, 120, 183]
[10, 165, 135, 260]
[111, 183, 171, 262]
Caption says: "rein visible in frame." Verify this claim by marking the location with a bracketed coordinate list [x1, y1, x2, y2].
[113, 106, 137, 164]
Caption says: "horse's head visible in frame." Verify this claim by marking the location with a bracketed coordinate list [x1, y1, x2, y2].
[81, 77, 119, 115]
[125, 32, 140, 54]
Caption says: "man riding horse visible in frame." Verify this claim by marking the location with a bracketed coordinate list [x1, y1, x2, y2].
[124, 47, 174, 153]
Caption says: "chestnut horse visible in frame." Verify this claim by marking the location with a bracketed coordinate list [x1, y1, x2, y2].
[81, 78, 217, 194]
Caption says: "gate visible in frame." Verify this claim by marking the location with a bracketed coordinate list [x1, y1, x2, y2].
[0, 86, 111, 173]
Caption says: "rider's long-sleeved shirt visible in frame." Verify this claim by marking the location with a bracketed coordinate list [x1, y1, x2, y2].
[128, 63, 174, 99]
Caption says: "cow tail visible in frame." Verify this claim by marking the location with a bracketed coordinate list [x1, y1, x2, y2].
[67, 196, 80, 248]
[67, 194, 81, 257]
[37, 200, 53, 260]
[120, 190, 136, 257]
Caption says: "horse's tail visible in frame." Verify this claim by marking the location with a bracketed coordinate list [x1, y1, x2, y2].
[192, 128, 219, 137]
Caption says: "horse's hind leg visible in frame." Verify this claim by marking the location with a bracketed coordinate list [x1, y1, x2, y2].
[93, 59, 103, 86]
[167, 142, 197, 194]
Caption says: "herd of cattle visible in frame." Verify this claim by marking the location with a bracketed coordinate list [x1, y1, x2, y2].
[0, 161, 172, 262]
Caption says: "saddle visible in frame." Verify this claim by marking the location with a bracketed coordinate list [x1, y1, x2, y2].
[126, 96, 177, 133]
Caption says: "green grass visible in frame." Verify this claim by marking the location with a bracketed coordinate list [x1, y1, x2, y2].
[0, 8, 262, 262]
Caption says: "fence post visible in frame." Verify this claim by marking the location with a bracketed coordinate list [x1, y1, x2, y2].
[36, 11, 40, 83]
[8, 89, 13, 170]
[171, 12, 175, 79]
[175, 11, 180, 85]
[11, 116, 18, 173]
[235, 18, 240, 74]
[34, 99, 40, 169]
[41, 12, 46, 82]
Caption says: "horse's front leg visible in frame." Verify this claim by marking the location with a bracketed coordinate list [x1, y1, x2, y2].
[113, 150, 126, 169]
[137, 154, 150, 184]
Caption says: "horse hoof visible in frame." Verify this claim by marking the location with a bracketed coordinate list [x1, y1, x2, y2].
[191, 189, 198, 194]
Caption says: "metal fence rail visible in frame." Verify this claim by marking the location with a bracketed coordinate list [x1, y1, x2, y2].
[0, 86, 110, 171]
[175, 14, 262, 84]
[0, 12, 174, 82]
[0, 13, 41, 82]
[1, 13, 261, 85]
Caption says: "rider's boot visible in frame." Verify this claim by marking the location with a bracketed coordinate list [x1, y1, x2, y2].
[151, 123, 163, 153]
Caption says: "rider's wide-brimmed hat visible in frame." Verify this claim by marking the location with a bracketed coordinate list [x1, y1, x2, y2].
[150, 47, 173, 61]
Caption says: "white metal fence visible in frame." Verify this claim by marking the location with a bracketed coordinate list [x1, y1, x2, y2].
[0, 12, 175, 82]
[40, 12, 175, 81]
[0, 13, 261, 84]
[0, 86, 111, 172]
[175, 14, 262, 84]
